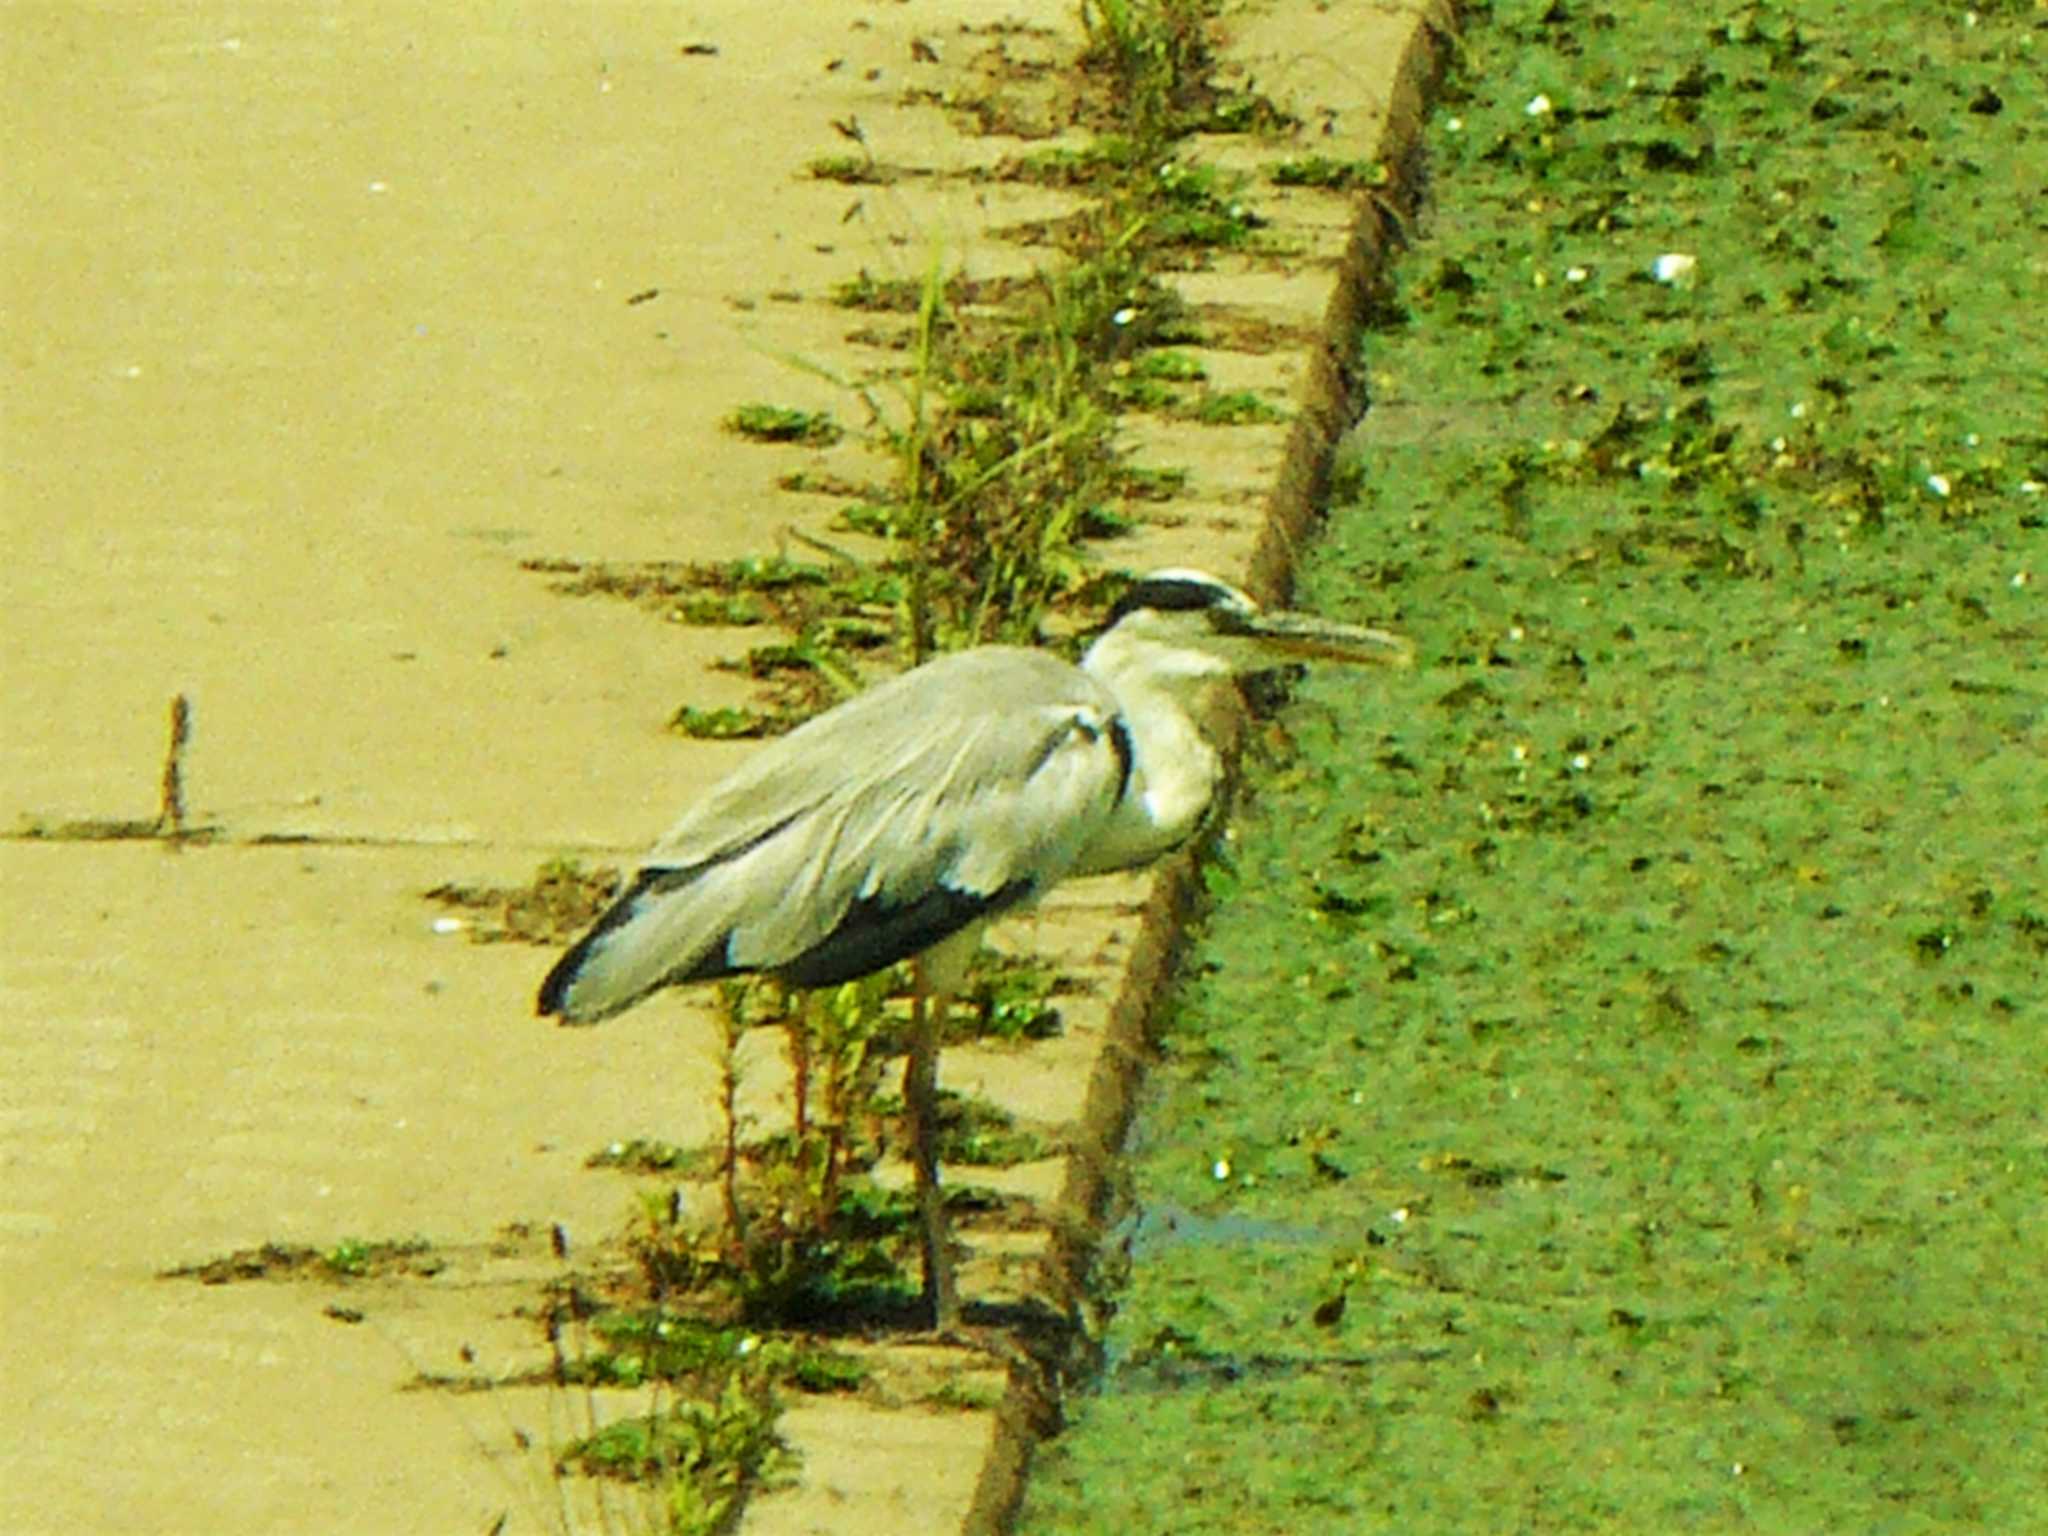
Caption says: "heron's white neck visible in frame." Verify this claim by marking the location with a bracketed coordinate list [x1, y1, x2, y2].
[1073, 627, 1229, 874]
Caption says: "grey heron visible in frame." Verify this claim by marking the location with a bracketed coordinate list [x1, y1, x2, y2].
[538, 568, 1409, 1327]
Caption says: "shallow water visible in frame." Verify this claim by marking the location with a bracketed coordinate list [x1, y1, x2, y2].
[1019, 1, 2044, 1529]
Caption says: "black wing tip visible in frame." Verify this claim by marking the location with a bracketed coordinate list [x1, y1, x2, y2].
[535, 940, 586, 1020]
[535, 866, 684, 1023]
[538, 865, 737, 1023]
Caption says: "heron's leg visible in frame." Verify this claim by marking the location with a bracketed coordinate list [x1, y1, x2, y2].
[905, 959, 957, 1330]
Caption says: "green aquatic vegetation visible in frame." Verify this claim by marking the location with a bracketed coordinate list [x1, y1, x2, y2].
[1374, 1, 2042, 535]
[1022, 1, 2043, 1532]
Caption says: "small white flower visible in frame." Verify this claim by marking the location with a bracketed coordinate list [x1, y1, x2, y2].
[1651, 252, 1697, 286]
[2022, 480, 2044, 496]
[1211, 1158, 1231, 1181]
[1790, 400, 1809, 419]
[2011, 570, 2029, 589]
[1927, 473, 1952, 497]
[1565, 265, 1589, 283]
[1965, 432, 1981, 446]
[1111, 306, 1137, 326]
[431, 916, 466, 935]
[1770, 436, 1787, 453]
[1390, 1206, 1410, 1225]
[736, 1335, 759, 1356]
[1571, 753, 1591, 771]
[1525, 93, 1553, 117]
[1446, 116, 1464, 132]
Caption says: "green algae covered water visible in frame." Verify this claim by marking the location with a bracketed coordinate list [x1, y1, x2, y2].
[1019, 1, 2044, 1530]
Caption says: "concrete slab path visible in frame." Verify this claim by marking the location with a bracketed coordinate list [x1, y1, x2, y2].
[1, 3, 1440, 1530]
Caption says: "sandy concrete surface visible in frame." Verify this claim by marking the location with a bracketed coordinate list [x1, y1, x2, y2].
[1, 2, 1436, 1531]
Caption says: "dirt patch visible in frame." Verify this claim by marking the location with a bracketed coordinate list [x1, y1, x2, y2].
[164, 1236, 447, 1287]
[423, 862, 620, 947]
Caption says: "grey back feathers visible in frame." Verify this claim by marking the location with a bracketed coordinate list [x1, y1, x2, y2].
[539, 647, 1131, 1023]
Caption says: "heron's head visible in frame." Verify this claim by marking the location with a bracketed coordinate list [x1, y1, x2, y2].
[1084, 569, 1411, 694]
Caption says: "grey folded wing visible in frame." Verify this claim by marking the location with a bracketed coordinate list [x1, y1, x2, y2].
[538, 647, 1130, 1022]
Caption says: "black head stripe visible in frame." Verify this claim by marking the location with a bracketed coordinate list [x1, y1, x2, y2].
[1104, 574, 1240, 627]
